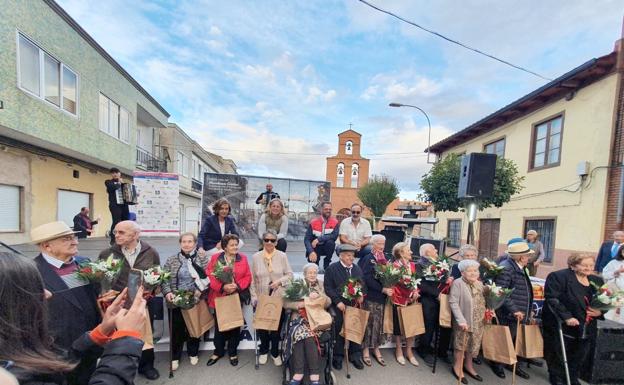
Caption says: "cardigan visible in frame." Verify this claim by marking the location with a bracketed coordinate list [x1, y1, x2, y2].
[161, 251, 211, 296]
[249, 249, 293, 300]
[449, 278, 484, 331]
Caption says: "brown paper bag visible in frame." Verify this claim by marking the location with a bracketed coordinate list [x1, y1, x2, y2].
[140, 307, 154, 350]
[181, 301, 215, 338]
[304, 296, 332, 332]
[516, 324, 544, 358]
[253, 294, 284, 331]
[439, 293, 452, 328]
[398, 303, 426, 338]
[482, 323, 517, 365]
[339, 306, 370, 344]
[214, 293, 244, 331]
[383, 301, 394, 335]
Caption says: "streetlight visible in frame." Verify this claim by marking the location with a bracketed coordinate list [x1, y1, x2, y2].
[388, 102, 434, 164]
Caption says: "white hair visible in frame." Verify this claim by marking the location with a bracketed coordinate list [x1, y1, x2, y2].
[458, 244, 478, 258]
[303, 263, 319, 274]
[458, 259, 480, 272]
[371, 234, 386, 243]
[419, 243, 435, 257]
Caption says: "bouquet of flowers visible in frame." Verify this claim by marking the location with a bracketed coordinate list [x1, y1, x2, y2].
[341, 277, 365, 302]
[142, 266, 171, 290]
[374, 262, 403, 288]
[171, 289, 196, 309]
[589, 282, 624, 312]
[479, 258, 505, 283]
[283, 279, 310, 301]
[212, 259, 234, 284]
[76, 254, 122, 283]
[483, 282, 514, 322]
[421, 257, 450, 282]
[398, 267, 421, 291]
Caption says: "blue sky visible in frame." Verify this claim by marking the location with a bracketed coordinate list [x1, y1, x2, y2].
[58, 0, 623, 198]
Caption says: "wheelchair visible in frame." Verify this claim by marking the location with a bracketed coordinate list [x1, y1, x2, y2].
[278, 308, 338, 385]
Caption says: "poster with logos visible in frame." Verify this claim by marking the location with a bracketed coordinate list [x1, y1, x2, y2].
[132, 171, 180, 236]
[202, 173, 331, 240]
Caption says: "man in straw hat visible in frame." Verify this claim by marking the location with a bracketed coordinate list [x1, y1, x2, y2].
[31, 221, 101, 385]
[98, 220, 161, 380]
[489, 239, 535, 380]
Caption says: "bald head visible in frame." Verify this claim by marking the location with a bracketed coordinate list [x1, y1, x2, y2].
[114, 220, 141, 248]
[614, 231, 624, 244]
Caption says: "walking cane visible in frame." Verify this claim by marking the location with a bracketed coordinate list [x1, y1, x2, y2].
[432, 324, 440, 374]
[254, 328, 260, 370]
[511, 318, 521, 385]
[547, 302, 571, 385]
[458, 332, 468, 385]
[168, 308, 174, 379]
[343, 308, 350, 379]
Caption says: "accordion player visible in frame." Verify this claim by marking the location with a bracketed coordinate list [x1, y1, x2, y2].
[115, 183, 138, 205]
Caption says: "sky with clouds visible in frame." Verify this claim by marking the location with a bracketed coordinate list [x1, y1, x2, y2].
[58, 0, 623, 198]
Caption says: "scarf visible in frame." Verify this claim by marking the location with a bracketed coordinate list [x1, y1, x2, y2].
[372, 248, 388, 264]
[263, 249, 276, 273]
[181, 249, 207, 279]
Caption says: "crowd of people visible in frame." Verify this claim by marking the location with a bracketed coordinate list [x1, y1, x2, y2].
[2, 192, 624, 385]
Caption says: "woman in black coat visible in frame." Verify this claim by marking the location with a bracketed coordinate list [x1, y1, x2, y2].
[0, 252, 146, 385]
[542, 253, 604, 385]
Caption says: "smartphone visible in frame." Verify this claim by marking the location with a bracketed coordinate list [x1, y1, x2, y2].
[125, 268, 144, 309]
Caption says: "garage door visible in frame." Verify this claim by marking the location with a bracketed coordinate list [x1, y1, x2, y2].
[185, 206, 200, 234]
[58, 190, 90, 228]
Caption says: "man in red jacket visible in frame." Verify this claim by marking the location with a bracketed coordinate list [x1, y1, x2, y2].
[304, 201, 339, 271]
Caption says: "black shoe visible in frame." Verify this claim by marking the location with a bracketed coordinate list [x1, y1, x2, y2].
[472, 356, 482, 365]
[492, 365, 506, 378]
[451, 368, 468, 384]
[526, 358, 543, 367]
[350, 358, 364, 370]
[206, 355, 222, 366]
[138, 367, 160, 380]
[229, 356, 239, 366]
[464, 369, 483, 382]
[332, 359, 343, 370]
[514, 367, 530, 379]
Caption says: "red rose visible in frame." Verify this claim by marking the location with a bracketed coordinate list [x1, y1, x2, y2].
[82, 267, 92, 274]
[349, 287, 356, 295]
[431, 265, 437, 271]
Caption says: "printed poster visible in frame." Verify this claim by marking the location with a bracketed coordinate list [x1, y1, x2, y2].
[132, 171, 180, 236]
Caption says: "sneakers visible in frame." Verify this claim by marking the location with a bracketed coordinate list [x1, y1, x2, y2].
[171, 360, 179, 371]
[273, 355, 282, 366]
[259, 354, 268, 365]
[190, 356, 199, 365]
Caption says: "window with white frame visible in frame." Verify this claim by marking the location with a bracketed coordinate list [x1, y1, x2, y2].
[177, 151, 189, 177]
[17, 33, 78, 115]
[0, 185, 21, 232]
[99, 93, 129, 142]
[336, 163, 345, 187]
[351, 163, 359, 188]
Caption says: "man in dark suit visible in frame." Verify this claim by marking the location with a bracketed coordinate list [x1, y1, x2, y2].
[30, 221, 101, 385]
[255, 183, 280, 207]
[105, 167, 130, 245]
[595, 230, 624, 273]
[323, 244, 365, 371]
[72, 207, 100, 239]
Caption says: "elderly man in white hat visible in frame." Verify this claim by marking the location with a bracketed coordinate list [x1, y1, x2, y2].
[489, 239, 535, 380]
[525, 229, 545, 276]
[31, 221, 101, 385]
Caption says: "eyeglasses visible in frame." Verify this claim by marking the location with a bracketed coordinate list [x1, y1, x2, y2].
[57, 235, 77, 242]
[351, 211, 361, 214]
[263, 238, 277, 243]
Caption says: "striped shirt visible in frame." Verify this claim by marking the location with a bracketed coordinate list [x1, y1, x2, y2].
[42, 253, 89, 289]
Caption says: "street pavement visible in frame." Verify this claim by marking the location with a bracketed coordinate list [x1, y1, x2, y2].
[11, 236, 556, 385]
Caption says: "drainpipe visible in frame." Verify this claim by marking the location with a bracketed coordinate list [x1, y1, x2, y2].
[618, 165, 624, 224]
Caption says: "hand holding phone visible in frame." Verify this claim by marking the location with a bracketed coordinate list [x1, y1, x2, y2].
[125, 269, 144, 309]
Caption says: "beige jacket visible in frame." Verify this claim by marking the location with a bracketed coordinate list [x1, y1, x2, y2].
[250, 249, 293, 301]
[449, 278, 483, 331]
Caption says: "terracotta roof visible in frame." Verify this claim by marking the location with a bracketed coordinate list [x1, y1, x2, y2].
[427, 51, 617, 154]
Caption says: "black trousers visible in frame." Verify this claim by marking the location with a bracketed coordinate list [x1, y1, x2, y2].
[291, 337, 321, 376]
[171, 308, 200, 360]
[306, 239, 336, 270]
[258, 310, 284, 356]
[417, 298, 451, 356]
[332, 306, 362, 362]
[108, 203, 129, 243]
[214, 323, 241, 357]
[276, 238, 287, 252]
[543, 326, 590, 384]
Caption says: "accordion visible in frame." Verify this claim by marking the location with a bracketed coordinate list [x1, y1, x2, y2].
[115, 183, 138, 205]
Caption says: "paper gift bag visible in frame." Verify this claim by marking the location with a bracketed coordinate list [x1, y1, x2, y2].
[438, 293, 452, 328]
[181, 300, 215, 338]
[304, 296, 332, 332]
[398, 303, 426, 338]
[140, 307, 154, 350]
[383, 301, 394, 335]
[516, 324, 544, 358]
[215, 293, 244, 331]
[482, 323, 517, 365]
[253, 294, 284, 331]
[339, 306, 370, 344]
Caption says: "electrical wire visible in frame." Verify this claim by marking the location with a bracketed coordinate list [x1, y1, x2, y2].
[357, 0, 553, 81]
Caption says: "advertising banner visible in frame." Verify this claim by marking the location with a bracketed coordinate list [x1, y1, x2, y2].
[132, 171, 180, 236]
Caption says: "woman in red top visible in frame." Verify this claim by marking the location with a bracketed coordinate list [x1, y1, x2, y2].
[205, 234, 252, 367]
[390, 242, 420, 366]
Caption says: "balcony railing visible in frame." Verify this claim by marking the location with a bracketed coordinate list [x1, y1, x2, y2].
[191, 178, 203, 193]
[136, 147, 167, 172]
